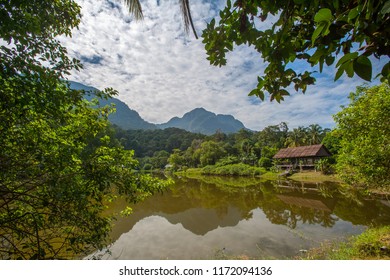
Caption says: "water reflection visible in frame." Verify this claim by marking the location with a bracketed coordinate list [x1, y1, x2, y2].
[92, 176, 390, 259]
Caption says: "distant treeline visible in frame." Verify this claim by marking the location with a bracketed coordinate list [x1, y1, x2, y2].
[112, 123, 336, 170]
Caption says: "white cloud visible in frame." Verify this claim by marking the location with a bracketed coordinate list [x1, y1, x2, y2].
[60, 0, 381, 131]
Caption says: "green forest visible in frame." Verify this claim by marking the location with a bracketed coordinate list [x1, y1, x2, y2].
[1, 0, 389, 260]
[113, 82, 389, 191]
[115, 122, 331, 170]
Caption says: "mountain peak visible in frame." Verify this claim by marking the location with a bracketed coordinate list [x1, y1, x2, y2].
[70, 81, 247, 134]
[69, 81, 157, 130]
[158, 108, 246, 135]
[183, 107, 214, 118]
[190, 107, 208, 113]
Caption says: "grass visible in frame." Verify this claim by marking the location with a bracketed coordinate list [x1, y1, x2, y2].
[175, 168, 203, 176]
[176, 166, 281, 180]
[288, 171, 342, 183]
[297, 226, 390, 260]
[202, 163, 266, 176]
[177, 168, 341, 183]
[261, 171, 279, 180]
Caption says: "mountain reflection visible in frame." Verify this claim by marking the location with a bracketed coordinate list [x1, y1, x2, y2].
[109, 177, 390, 240]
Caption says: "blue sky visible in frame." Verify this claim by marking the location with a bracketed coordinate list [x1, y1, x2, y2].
[59, 0, 386, 131]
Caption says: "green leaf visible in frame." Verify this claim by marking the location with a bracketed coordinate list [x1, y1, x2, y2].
[314, 8, 333, 23]
[345, 61, 354, 77]
[348, 6, 360, 21]
[311, 22, 326, 44]
[322, 22, 331, 36]
[336, 52, 358, 67]
[353, 55, 372, 81]
[325, 56, 335, 66]
[380, 1, 390, 15]
[309, 48, 325, 64]
[381, 62, 390, 77]
[257, 90, 265, 101]
[210, 18, 215, 28]
[279, 89, 290, 96]
[249, 89, 258, 96]
[335, 65, 345, 81]
[333, 0, 339, 10]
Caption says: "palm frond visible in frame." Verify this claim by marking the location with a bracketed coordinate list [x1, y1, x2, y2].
[179, 0, 198, 39]
[123, 0, 143, 21]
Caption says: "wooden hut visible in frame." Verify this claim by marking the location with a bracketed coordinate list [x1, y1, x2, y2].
[273, 144, 331, 170]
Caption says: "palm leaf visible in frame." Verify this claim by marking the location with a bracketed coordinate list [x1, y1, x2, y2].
[123, 0, 143, 20]
[122, 0, 198, 38]
[179, 0, 198, 38]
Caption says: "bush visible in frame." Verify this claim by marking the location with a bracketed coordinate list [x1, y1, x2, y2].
[258, 157, 272, 169]
[215, 156, 240, 167]
[143, 163, 153, 171]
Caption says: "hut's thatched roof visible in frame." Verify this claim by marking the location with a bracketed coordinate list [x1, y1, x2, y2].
[273, 144, 331, 159]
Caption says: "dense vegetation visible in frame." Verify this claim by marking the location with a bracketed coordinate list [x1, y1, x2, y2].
[1, 0, 388, 261]
[334, 83, 390, 190]
[113, 122, 330, 171]
[113, 83, 390, 193]
[0, 0, 169, 259]
[114, 127, 206, 158]
[299, 226, 390, 260]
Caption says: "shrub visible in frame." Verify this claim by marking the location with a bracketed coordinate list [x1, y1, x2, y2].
[258, 157, 272, 169]
[143, 163, 153, 171]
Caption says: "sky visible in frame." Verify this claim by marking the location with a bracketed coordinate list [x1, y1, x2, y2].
[59, 0, 386, 131]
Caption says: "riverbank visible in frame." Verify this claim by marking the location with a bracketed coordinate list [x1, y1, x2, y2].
[212, 226, 390, 260]
[288, 171, 342, 183]
[175, 167, 336, 182]
[296, 226, 390, 260]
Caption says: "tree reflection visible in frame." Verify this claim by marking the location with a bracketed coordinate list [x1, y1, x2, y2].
[259, 182, 339, 229]
[110, 176, 389, 237]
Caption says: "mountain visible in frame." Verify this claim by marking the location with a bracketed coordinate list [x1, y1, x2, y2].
[69, 81, 247, 134]
[69, 81, 157, 130]
[157, 107, 246, 135]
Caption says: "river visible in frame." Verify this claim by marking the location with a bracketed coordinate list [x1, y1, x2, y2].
[89, 176, 390, 259]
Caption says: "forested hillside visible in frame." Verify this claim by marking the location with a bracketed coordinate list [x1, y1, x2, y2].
[113, 122, 332, 170]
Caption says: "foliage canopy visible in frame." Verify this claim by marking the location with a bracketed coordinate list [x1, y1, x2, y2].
[202, 0, 390, 102]
[0, 0, 168, 259]
[334, 83, 390, 189]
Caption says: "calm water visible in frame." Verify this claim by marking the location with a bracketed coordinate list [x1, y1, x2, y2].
[90, 176, 390, 259]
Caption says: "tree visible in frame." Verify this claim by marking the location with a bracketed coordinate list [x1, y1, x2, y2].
[285, 127, 308, 147]
[307, 124, 324, 145]
[256, 123, 288, 149]
[150, 150, 170, 169]
[198, 141, 226, 167]
[168, 149, 186, 170]
[322, 129, 342, 156]
[202, 0, 390, 102]
[0, 0, 168, 259]
[334, 83, 390, 189]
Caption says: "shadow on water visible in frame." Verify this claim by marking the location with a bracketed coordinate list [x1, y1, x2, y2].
[91, 176, 390, 260]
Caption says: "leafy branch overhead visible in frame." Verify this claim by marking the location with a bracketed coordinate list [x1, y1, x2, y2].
[0, 0, 170, 259]
[202, 0, 390, 102]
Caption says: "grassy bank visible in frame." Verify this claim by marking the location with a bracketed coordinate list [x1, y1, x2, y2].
[288, 171, 342, 183]
[297, 226, 390, 260]
[175, 165, 280, 181]
[212, 226, 390, 260]
[176, 168, 337, 182]
[175, 167, 388, 196]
